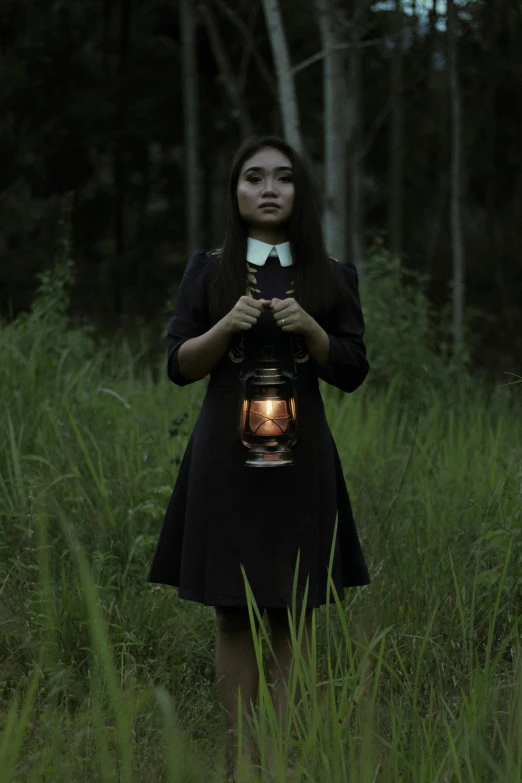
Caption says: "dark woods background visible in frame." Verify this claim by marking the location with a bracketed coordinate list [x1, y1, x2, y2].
[1, 0, 521, 379]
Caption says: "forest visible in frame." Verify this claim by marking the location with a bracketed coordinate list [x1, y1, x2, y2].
[1, 0, 521, 376]
[0, 2, 521, 782]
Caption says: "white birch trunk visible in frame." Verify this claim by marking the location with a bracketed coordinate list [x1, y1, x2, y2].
[448, 0, 465, 354]
[317, 0, 347, 261]
[180, 0, 202, 252]
[260, 0, 303, 153]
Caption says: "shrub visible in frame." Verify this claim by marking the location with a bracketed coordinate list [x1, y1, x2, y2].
[360, 238, 470, 402]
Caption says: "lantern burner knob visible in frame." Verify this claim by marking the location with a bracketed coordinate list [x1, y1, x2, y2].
[254, 366, 284, 384]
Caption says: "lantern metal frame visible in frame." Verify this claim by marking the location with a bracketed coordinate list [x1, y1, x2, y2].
[238, 353, 298, 468]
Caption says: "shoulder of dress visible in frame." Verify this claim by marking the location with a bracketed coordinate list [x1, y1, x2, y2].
[187, 249, 221, 275]
[328, 256, 352, 275]
[183, 250, 217, 285]
[189, 248, 221, 261]
[328, 256, 358, 275]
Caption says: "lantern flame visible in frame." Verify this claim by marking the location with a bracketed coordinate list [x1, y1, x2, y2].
[248, 399, 290, 436]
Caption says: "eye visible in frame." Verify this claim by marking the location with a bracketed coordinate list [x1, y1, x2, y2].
[279, 175, 293, 182]
[246, 175, 262, 184]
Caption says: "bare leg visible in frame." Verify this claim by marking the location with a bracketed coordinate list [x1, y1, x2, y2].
[215, 607, 260, 779]
[265, 607, 313, 774]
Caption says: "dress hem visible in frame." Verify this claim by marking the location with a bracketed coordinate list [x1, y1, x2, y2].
[146, 575, 371, 607]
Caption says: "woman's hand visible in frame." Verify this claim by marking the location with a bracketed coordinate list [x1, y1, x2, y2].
[269, 297, 315, 336]
[225, 296, 271, 334]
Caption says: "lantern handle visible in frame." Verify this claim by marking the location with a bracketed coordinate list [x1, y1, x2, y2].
[239, 339, 298, 379]
[261, 341, 298, 377]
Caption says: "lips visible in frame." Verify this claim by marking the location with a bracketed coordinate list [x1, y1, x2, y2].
[259, 202, 280, 209]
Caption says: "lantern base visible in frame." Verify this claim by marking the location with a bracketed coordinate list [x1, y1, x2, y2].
[244, 444, 294, 467]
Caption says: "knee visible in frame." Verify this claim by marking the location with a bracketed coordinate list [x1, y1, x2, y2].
[215, 606, 254, 636]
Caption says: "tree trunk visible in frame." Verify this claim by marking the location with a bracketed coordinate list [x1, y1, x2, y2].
[103, 0, 112, 71]
[447, 0, 465, 355]
[200, 1, 253, 139]
[212, 0, 277, 102]
[210, 151, 228, 248]
[112, 0, 132, 319]
[347, 33, 364, 278]
[260, 0, 303, 153]
[180, 0, 202, 254]
[388, 0, 405, 257]
[316, 0, 347, 261]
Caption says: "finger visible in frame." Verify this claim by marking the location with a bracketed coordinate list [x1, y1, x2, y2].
[270, 298, 292, 313]
[241, 305, 264, 317]
[250, 299, 270, 312]
[241, 296, 264, 310]
[274, 308, 292, 323]
[237, 311, 257, 323]
[281, 320, 301, 332]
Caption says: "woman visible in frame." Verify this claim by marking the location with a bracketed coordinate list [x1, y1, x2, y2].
[147, 136, 370, 779]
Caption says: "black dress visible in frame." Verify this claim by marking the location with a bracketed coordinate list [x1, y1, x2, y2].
[147, 249, 370, 607]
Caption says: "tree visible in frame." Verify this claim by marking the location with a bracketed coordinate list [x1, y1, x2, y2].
[346, 1, 370, 278]
[260, 0, 303, 153]
[388, 0, 405, 258]
[180, 0, 202, 253]
[316, 0, 347, 261]
[199, 0, 254, 139]
[447, 0, 465, 354]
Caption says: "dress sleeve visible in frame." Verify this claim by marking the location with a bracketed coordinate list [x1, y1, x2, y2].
[312, 261, 370, 393]
[166, 250, 211, 386]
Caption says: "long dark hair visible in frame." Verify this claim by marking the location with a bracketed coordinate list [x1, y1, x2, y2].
[208, 136, 342, 324]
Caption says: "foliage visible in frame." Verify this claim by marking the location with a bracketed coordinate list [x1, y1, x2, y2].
[0, 257, 97, 418]
[360, 238, 470, 402]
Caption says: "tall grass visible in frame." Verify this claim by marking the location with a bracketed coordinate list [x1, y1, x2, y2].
[0, 276, 520, 781]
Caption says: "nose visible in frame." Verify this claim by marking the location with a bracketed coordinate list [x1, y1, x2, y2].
[261, 179, 278, 196]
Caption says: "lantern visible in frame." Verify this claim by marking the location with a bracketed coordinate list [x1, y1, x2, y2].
[238, 357, 298, 467]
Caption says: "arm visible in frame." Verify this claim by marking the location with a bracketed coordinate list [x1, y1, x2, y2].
[166, 250, 215, 387]
[270, 261, 368, 388]
[176, 317, 234, 382]
[166, 251, 269, 386]
[270, 261, 369, 392]
[309, 262, 369, 393]
[303, 320, 330, 369]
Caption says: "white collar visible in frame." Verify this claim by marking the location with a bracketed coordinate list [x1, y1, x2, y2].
[246, 237, 294, 267]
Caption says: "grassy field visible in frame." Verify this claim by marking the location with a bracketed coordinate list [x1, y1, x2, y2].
[0, 304, 521, 782]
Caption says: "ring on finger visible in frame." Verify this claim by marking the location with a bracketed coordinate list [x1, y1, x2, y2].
[281, 318, 285, 325]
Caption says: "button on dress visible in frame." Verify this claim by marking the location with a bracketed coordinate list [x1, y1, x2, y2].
[147, 249, 370, 607]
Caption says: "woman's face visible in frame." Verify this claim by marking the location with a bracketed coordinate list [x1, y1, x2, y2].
[236, 147, 295, 239]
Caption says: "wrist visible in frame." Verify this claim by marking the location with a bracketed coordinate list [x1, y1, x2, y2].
[302, 315, 320, 341]
[217, 314, 236, 339]
[304, 319, 330, 369]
